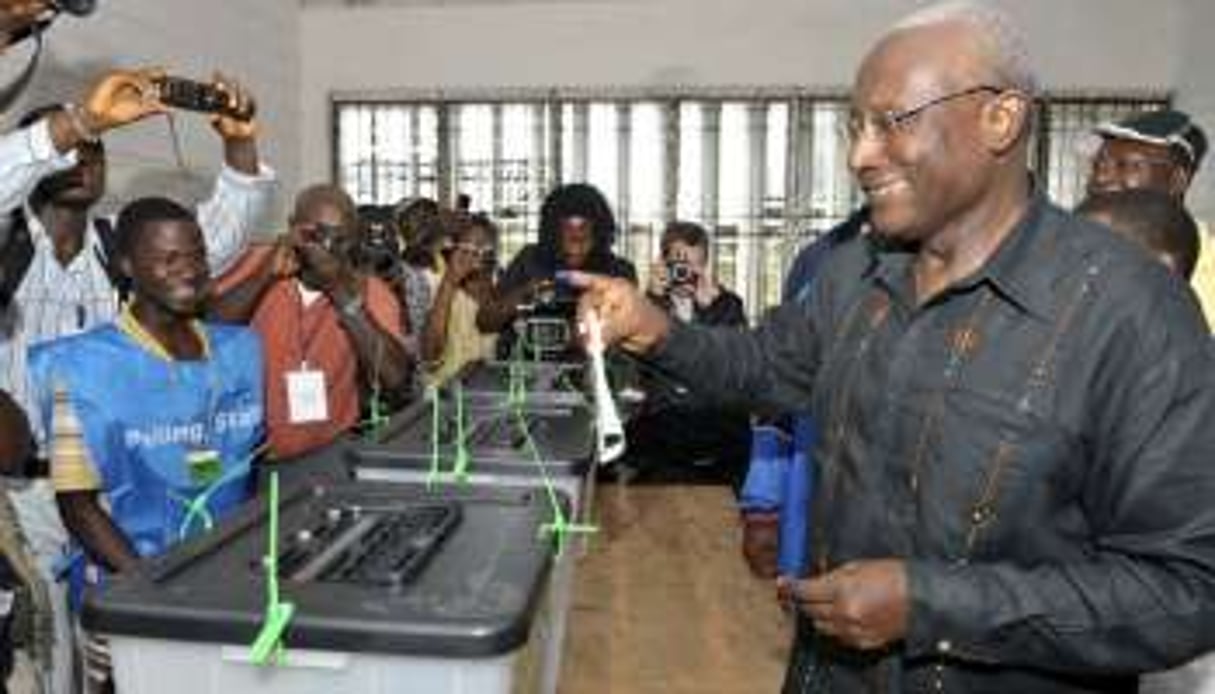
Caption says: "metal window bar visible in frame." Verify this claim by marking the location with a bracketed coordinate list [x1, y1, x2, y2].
[332, 90, 1169, 319]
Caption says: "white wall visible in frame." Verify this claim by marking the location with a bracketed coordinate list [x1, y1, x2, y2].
[299, 0, 1184, 189]
[0, 0, 300, 224]
[1176, 0, 1215, 219]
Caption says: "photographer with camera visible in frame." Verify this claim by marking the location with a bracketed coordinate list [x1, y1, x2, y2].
[646, 221, 745, 328]
[353, 204, 405, 283]
[622, 221, 749, 487]
[477, 183, 636, 359]
[421, 213, 499, 385]
[211, 184, 410, 467]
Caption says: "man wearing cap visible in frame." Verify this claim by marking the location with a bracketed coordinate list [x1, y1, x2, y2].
[1087, 109, 1214, 324]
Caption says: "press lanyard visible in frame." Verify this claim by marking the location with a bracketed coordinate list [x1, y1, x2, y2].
[293, 285, 329, 369]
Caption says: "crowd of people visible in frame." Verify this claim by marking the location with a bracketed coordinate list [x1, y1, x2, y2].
[0, 0, 1213, 693]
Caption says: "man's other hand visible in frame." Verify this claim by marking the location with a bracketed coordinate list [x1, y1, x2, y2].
[741, 511, 780, 578]
[790, 559, 909, 650]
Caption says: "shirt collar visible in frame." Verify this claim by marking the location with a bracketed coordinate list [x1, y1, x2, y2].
[967, 190, 1056, 319]
[24, 203, 104, 262]
[863, 189, 1056, 320]
[117, 304, 210, 362]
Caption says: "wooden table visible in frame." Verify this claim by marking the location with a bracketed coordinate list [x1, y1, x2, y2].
[559, 483, 791, 693]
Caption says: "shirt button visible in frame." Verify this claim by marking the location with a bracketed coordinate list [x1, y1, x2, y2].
[937, 640, 952, 653]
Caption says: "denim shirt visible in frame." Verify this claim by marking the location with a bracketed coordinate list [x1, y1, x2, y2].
[653, 193, 1215, 693]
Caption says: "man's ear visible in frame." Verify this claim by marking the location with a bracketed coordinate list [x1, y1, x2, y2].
[118, 255, 133, 280]
[1169, 165, 1193, 200]
[982, 91, 1032, 155]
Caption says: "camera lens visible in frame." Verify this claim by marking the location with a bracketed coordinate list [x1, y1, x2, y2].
[54, 0, 96, 16]
[667, 261, 694, 284]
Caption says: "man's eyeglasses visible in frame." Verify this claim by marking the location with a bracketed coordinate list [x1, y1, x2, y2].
[845, 85, 1005, 143]
[302, 222, 353, 254]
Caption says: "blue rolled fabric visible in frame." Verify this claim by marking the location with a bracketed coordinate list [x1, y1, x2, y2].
[778, 415, 817, 577]
[738, 424, 791, 512]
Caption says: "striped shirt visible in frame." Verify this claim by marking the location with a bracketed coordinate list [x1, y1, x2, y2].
[0, 119, 277, 437]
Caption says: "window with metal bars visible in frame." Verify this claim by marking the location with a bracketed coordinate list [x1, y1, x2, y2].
[332, 91, 1168, 318]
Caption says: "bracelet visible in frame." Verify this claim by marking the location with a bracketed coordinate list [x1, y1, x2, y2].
[62, 103, 100, 144]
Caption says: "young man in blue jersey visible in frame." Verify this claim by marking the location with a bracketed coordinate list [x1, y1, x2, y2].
[31, 196, 263, 586]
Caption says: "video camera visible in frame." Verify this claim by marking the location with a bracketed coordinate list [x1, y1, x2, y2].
[515, 274, 582, 361]
[352, 204, 404, 281]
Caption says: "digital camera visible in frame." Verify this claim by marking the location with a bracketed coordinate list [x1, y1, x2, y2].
[353, 205, 405, 280]
[154, 76, 253, 121]
[666, 259, 696, 286]
[445, 242, 497, 274]
[305, 222, 351, 256]
[352, 228, 403, 280]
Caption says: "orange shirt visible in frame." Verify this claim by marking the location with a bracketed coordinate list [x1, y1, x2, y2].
[224, 246, 405, 459]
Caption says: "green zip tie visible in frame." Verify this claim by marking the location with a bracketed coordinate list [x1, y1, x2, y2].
[169, 488, 215, 537]
[450, 379, 471, 482]
[426, 385, 442, 489]
[513, 404, 596, 556]
[361, 391, 390, 442]
[177, 444, 269, 541]
[250, 471, 295, 665]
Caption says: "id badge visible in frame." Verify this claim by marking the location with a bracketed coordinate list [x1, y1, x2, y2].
[186, 449, 223, 487]
[287, 367, 329, 424]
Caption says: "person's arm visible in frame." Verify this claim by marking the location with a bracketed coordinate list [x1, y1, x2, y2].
[0, 69, 169, 235]
[421, 275, 459, 369]
[0, 121, 73, 221]
[208, 242, 291, 324]
[56, 492, 139, 573]
[47, 385, 138, 573]
[332, 277, 411, 395]
[422, 247, 482, 367]
[476, 280, 544, 334]
[0, 67, 176, 220]
[697, 290, 747, 328]
[475, 248, 545, 334]
[194, 74, 277, 275]
[0, 388, 30, 476]
[572, 271, 824, 416]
